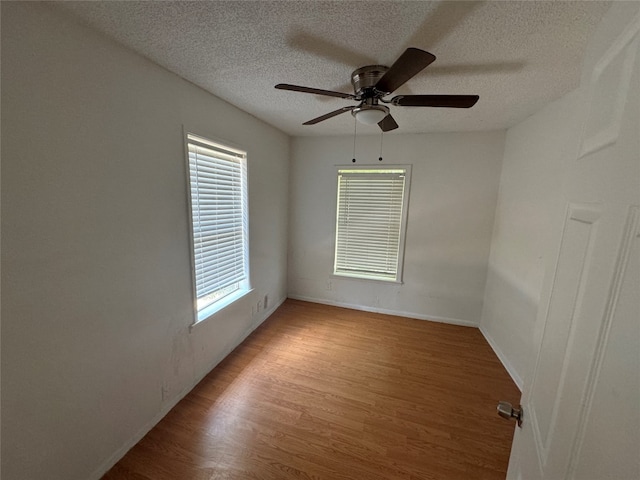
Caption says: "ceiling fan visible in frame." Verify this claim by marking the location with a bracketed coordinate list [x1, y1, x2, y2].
[275, 47, 479, 132]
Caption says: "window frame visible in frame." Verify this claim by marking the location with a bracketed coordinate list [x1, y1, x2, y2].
[332, 164, 412, 284]
[183, 130, 251, 325]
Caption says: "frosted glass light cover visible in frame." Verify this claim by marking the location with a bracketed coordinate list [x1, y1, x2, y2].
[354, 108, 387, 125]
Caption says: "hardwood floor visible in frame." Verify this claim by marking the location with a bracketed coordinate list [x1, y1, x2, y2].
[103, 299, 520, 480]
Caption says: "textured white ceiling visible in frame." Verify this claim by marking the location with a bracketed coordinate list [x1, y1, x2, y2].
[55, 1, 611, 136]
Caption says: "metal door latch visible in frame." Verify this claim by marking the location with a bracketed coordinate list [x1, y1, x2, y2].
[497, 401, 523, 427]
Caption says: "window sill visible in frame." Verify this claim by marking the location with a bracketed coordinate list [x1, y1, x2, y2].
[332, 272, 403, 284]
[191, 288, 254, 329]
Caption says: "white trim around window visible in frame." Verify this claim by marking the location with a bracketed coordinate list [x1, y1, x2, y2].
[333, 165, 411, 283]
[184, 131, 251, 324]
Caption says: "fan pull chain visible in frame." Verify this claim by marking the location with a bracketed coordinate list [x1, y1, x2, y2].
[352, 117, 357, 162]
[379, 132, 384, 162]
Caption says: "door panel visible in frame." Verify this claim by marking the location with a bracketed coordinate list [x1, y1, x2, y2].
[530, 205, 600, 466]
[569, 208, 640, 480]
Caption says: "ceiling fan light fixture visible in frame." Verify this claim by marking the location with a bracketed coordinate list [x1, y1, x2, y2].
[352, 105, 389, 125]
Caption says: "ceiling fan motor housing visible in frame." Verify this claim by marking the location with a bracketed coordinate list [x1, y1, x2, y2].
[351, 65, 389, 96]
[350, 65, 391, 124]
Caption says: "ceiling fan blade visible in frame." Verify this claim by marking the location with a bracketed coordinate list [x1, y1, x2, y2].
[303, 106, 355, 125]
[275, 83, 355, 99]
[378, 114, 399, 132]
[391, 94, 479, 108]
[375, 48, 436, 94]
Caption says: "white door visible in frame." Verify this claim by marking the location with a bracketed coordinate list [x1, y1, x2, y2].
[507, 3, 640, 480]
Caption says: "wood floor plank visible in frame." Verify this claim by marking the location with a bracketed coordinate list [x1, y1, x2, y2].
[102, 299, 520, 480]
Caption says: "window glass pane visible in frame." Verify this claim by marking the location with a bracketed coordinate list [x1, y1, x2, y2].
[186, 134, 249, 320]
[334, 168, 409, 282]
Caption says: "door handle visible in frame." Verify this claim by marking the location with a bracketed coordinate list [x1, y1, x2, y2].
[497, 401, 523, 427]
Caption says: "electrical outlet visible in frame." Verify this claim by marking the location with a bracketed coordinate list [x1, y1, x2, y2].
[264, 295, 268, 310]
[326, 280, 332, 291]
[257, 300, 262, 311]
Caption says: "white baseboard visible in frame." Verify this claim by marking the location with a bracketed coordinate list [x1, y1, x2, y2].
[89, 295, 287, 480]
[287, 294, 478, 328]
[479, 324, 523, 391]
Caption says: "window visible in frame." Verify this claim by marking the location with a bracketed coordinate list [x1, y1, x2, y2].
[185, 133, 249, 322]
[334, 167, 411, 282]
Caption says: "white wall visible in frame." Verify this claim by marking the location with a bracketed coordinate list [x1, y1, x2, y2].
[288, 132, 505, 325]
[0, 3, 289, 480]
[479, 89, 583, 389]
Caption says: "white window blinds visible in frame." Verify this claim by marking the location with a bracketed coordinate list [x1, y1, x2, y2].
[186, 134, 248, 313]
[334, 168, 409, 282]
